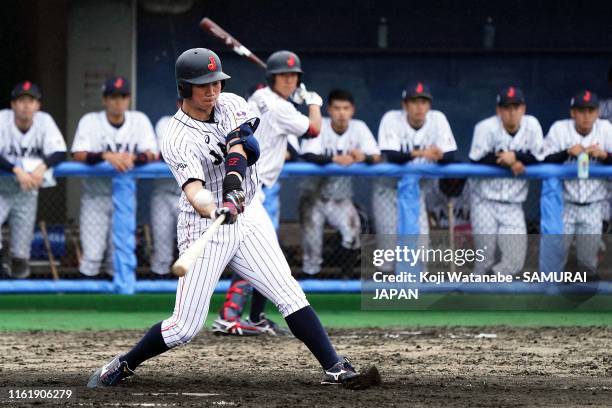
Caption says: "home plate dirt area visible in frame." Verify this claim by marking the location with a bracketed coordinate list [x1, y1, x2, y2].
[1, 327, 611, 407]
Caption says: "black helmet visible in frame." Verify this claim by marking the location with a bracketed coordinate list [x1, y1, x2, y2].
[175, 48, 230, 98]
[265, 50, 303, 84]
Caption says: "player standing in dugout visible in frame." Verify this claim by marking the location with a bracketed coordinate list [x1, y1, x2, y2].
[0, 81, 67, 278]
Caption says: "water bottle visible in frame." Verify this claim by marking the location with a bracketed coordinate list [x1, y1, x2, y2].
[577, 151, 589, 179]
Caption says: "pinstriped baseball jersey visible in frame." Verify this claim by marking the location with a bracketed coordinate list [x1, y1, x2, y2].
[469, 115, 544, 202]
[71, 110, 157, 195]
[301, 117, 379, 199]
[160, 92, 259, 253]
[544, 118, 612, 203]
[377, 109, 457, 163]
[154, 116, 181, 195]
[248, 86, 309, 187]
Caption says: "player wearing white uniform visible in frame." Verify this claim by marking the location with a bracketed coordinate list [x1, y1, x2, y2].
[469, 87, 544, 275]
[71, 76, 157, 277]
[213, 50, 324, 336]
[150, 100, 182, 275]
[300, 89, 381, 276]
[0, 81, 66, 278]
[373, 82, 457, 271]
[87, 49, 379, 390]
[544, 90, 612, 276]
[598, 67, 612, 225]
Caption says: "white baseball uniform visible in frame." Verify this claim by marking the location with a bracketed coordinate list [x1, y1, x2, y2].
[544, 118, 612, 273]
[159, 93, 308, 347]
[71, 110, 157, 276]
[248, 86, 310, 188]
[0, 109, 66, 259]
[599, 98, 612, 221]
[150, 116, 181, 275]
[468, 114, 543, 275]
[373, 109, 457, 236]
[300, 118, 379, 275]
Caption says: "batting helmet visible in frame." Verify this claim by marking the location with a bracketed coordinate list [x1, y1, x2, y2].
[265, 50, 303, 85]
[175, 48, 230, 99]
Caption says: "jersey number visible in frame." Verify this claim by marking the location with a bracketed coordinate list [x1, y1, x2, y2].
[210, 142, 228, 166]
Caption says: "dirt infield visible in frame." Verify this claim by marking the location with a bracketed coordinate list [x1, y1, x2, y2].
[1, 327, 611, 407]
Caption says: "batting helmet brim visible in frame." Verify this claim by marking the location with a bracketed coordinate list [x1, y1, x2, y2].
[184, 71, 231, 85]
[266, 67, 303, 75]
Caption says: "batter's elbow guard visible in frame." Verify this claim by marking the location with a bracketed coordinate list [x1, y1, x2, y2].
[226, 119, 261, 166]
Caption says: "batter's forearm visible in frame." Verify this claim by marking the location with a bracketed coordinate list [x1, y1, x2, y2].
[183, 181, 215, 218]
[307, 105, 322, 136]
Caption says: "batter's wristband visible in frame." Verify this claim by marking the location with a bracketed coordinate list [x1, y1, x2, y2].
[222, 173, 243, 196]
[224, 152, 247, 180]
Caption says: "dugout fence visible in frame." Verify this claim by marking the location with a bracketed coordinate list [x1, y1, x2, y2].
[0, 161, 610, 295]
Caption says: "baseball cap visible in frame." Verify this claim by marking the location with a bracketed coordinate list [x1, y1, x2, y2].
[496, 86, 525, 106]
[402, 82, 433, 101]
[102, 76, 131, 96]
[570, 90, 599, 109]
[11, 80, 42, 100]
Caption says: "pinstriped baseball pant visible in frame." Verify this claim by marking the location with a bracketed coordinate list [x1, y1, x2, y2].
[161, 199, 309, 348]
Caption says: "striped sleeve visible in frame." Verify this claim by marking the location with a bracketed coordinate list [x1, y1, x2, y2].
[161, 127, 204, 188]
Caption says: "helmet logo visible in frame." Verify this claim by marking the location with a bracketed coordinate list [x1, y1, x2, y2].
[23, 81, 31, 91]
[507, 87, 515, 98]
[287, 55, 296, 67]
[416, 83, 423, 93]
[208, 56, 217, 71]
[114, 78, 124, 89]
[583, 91, 591, 102]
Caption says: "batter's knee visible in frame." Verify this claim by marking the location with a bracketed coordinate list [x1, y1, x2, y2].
[161, 319, 204, 348]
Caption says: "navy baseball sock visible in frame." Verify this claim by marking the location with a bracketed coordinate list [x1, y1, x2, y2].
[121, 322, 170, 370]
[285, 306, 339, 370]
[249, 289, 267, 322]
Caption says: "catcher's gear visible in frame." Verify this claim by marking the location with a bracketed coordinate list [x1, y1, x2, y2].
[266, 50, 303, 85]
[247, 313, 292, 336]
[213, 280, 261, 336]
[175, 48, 230, 99]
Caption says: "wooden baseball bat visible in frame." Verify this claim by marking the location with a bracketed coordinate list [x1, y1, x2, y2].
[199, 17, 267, 69]
[39, 221, 60, 280]
[172, 214, 225, 277]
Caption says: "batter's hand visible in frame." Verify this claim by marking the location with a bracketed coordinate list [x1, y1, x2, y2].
[290, 84, 307, 105]
[567, 144, 584, 157]
[213, 206, 238, 224]
[496, 151, 517, 167]
[303, 90, 323, 107]
[215, 189, 245, 224]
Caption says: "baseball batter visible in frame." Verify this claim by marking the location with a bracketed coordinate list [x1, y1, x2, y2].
[150, 99, 182, 275]
[469, 86, 543, 275]
[87, 48, 376, 389]
[373, 82, 457, 270]
[213, 50, 324, 336]
[544, 90, 612, 276]
[71, 76, 157, 277]
[0, 81, 66, 278]
[300, 89, 380, 276]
